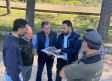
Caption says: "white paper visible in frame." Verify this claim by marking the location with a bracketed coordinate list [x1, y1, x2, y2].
[41, 46, 64, 58]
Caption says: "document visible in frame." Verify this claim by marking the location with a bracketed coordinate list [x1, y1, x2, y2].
[41, 46, 64, 58]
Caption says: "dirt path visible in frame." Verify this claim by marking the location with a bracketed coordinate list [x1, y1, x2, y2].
[0, 40, 112, 81]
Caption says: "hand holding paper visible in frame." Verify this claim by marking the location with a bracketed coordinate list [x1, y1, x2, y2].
[47, 52, 52, 56]
[53, 49, 61, 54]
[41, 46, 64, 58]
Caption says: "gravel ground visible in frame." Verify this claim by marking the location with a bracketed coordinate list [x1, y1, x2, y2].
[0, 42, 112, 81]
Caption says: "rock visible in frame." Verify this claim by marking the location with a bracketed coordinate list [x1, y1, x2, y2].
[0, 31, 10, 41]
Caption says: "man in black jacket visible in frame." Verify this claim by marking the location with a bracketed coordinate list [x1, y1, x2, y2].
[19, 26, 34, 81]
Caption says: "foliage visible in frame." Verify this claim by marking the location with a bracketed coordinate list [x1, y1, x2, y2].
[11, 0, 19, 2]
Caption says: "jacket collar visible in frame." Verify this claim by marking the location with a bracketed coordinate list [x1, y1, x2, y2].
[41, 29, 53, 37]
[81, 52, 99, 59]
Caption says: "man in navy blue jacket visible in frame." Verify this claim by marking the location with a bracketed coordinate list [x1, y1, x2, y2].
[33, 21, 57, 81]
[54, 20, 81, 81]
[3, 19, 28, 81]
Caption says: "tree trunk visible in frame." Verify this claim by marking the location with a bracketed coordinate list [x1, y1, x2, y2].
[97, 0, 112, 37]
[26, 0, 35, 28]
[6, 0, 11, 14]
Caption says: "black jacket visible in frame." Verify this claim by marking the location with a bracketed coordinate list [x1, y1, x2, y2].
[19, 37, 34, 66]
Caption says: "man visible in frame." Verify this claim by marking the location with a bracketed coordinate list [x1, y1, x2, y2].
[19, 26, 34, 81]
[82, 28, 105, 62]
[3, 19, 28, 81]
[54, 20, 81, 81]
[33, 21, 57, 81]
[60, 31, 103, 81]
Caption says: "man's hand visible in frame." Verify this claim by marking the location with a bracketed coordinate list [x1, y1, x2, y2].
[53, 49, 61, 54]
[51, 56, 55, 59]
[59, 64, 73, 79]
[47, 52, 52, 56]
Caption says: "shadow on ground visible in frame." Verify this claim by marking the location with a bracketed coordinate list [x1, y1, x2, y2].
[0, 14, 8, 16]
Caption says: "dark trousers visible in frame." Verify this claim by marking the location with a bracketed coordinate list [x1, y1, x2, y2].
[55, 59, 67, 81]
[36, 57, 54, 81]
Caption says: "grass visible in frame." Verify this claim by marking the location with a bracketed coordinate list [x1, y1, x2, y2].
[0, 8, 112, 43]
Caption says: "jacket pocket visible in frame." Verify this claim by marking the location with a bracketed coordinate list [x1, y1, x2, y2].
[68, 39, 74, 47]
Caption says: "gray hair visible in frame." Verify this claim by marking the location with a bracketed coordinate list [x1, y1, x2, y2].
[41, 21, 50, 28]
[87, 42, 101, 50]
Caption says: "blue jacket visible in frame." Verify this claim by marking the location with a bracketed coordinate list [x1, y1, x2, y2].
[3, 34, 23, 81]
[56, 30, 81, 65]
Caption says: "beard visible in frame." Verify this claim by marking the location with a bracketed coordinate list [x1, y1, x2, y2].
[62, 31, 69, 35]
[18, 33, 26, 37]
[82, 44, 87, 57]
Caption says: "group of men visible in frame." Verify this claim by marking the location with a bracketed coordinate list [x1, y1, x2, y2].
[3, 18, 105, 81]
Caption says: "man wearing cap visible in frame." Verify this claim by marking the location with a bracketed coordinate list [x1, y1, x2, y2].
[59, 31, 103, 81]
[82, 28, 105, 62]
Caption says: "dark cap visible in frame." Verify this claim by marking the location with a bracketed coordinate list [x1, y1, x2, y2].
[79, 31, 102, 45]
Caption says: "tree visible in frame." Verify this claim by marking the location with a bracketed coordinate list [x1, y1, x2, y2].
[26, 0, 35, 28]
[97, 0, 112, 37]
[6, 0, 11, 14]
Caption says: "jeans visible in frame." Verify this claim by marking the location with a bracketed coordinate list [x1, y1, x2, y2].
[22, 66, 32, 81]
[4, 70, 23, 81]
[36, 57, 54, 81]
[55, 59, 67, 81]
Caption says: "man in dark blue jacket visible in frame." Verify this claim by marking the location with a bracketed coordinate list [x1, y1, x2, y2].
[3, 19, 28, 81]
[54, 20, 81, 81]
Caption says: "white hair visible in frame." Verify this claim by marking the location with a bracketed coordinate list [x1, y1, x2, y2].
[27, 25, 32, 29]
[23, 25, 32, 37]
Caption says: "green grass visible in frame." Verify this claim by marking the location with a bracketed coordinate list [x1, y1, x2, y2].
[0, 8, 112, 43]
[0, 8, 26, 32]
